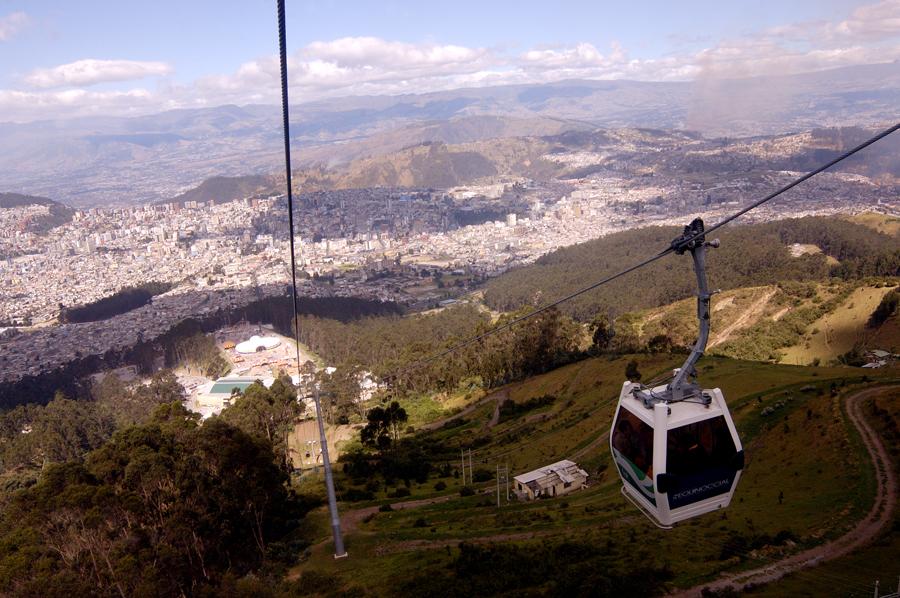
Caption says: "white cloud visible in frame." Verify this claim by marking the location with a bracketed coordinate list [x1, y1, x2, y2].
[195, 36, 496, 101]
[0, 10, 27, 41]
[24, 59, 173, 88]
[831, 0, 900, 41]
[0, 88, 155, 121]
[2, 0, 900, 122]
[305, 37, 489, 70]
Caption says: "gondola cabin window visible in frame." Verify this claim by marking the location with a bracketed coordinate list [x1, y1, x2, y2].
[664, 415, 740, 509]
[611, 408, 655, 505]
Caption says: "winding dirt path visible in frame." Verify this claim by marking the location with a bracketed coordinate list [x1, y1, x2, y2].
[421, 389, 508, 431]
[709, 289, 776, 349]
[671, 385, 899, 597]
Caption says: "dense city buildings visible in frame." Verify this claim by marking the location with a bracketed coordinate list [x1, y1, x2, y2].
[1, 157, 896, 387]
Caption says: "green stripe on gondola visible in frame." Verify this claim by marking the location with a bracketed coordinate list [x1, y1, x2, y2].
[612, 448, 656, 505]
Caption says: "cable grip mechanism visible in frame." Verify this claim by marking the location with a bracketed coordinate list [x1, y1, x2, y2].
[635, 218, 719, 407]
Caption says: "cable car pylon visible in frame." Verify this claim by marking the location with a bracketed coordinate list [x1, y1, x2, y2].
[610, 217, 744, 528]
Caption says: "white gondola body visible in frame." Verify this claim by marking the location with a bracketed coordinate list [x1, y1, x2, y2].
[610, 381, 744, 528]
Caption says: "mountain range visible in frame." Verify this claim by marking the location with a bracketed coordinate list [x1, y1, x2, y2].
[1, 61, 899, 207]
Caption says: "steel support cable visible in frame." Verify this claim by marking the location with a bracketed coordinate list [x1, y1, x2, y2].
[276, 0, 303, 376]
[390, 250, 673, 378]
[276, 0, 347, 559]
[387, 121, 900, 382]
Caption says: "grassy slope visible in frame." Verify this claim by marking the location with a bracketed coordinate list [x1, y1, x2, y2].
[292, 354, 899, 595]
[781, 285, 897, 364]
[749, 386, 900, 598]
[619, 280, 898, 366]
[847, 212, 900, 237]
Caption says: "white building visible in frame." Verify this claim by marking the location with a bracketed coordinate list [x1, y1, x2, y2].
[513, 460, 589, 501]
[235, 335, 281, 354]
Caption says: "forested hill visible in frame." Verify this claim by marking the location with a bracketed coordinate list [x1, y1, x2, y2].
[484, 216, 900, 321]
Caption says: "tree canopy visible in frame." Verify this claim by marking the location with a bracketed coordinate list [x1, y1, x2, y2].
[0, 405, 298, 596]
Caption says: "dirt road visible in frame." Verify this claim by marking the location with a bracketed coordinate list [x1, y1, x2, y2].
[421, 389, 508, 431]
[671, 385, 898, 596]
[709, 289, 776, 349]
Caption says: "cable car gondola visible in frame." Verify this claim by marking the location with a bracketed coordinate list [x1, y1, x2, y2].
[610, 218, 744, 528]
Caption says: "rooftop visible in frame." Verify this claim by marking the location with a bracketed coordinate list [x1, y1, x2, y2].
[514, 459, 585, 484]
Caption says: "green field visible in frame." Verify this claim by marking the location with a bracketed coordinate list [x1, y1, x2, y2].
[289, 354, 899, 595]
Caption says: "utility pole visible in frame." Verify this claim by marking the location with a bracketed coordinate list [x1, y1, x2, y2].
[468, 449, 473, 485]
[496, 463, 509, 506]
[461, 448, 466, 486]
[313, 387, 347, 559]
[506, 462, 510, 502]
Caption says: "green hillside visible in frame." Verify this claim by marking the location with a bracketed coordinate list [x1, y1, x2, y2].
[290, 354, 899, 596]
[617, 280, 900, 364]
[484, 216, 900, 322]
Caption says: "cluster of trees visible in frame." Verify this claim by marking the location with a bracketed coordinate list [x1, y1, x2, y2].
[0, 368, 316, 595]
[483, 217, 898, 322]
[218, 374, 305, 470]
[0, 371, 185, 476]
[295, 304, 584, 396]
[498, 394, 556, 423]
[340, 435, 444, 495]
[59, 282, 172, 323]
[166, 332, 231, 378]
[0, 406, 304, 595]
[360, 401, 408, 451]
[294, 305, 489, 370]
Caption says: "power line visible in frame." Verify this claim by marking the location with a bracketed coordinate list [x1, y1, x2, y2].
[389, 121, 900, 381]
[392, 250, 671, 376]
[699, 122, 900, 242]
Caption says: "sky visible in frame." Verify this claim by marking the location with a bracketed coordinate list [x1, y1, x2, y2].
[1, 0, 899, 122]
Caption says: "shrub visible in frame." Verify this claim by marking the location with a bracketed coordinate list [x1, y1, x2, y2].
[460, 486, 476, 497]
[498, 395, 557, 423]
[389, 487, 411, 498]
[340, 488, 374, 502]
[473, 469, 494, 483]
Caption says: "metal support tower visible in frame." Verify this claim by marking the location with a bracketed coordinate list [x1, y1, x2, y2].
[312, 387, 347, 558]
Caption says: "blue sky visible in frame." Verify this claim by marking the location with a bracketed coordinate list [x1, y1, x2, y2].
[1, 0, 898, 121]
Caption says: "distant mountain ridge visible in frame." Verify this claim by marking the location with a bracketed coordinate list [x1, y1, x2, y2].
[3, 61, 900, 206]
